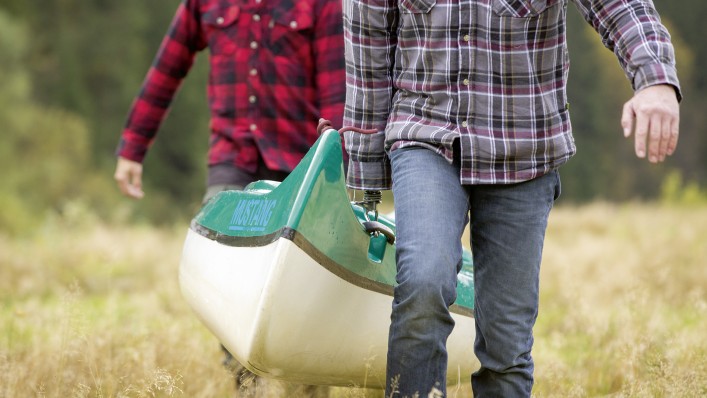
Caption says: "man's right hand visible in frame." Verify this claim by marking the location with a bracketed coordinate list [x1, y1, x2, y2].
[114, 157, 145, 199]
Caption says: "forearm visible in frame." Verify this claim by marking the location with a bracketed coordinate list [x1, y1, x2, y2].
[343, 0, 398, 131]
[572, 0, 681, 97]
[342, 0, 398, 190]
[118, 60, 193, 162]
[118, 1, 202, 162]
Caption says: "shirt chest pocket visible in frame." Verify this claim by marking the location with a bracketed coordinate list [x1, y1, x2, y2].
[399, 0, 436, 14]
[267, 6, 314, 56]
[201, 5, 241, 55]
[492, 0, 560, 18]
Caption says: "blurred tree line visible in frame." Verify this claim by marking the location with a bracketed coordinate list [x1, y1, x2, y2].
[0, 0, 704, 232]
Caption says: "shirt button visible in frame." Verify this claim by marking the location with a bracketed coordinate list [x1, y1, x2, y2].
[216, 17, 224, 25]
[463, 34, 470, 42]
[250, 41, 258, 50]
[463, 78, 470, 86]
[250, 124, 257, 131]
[289, 21, 298, 29]
[253, 14, 260, 21]
[461, 121, 468, 128]
[249, 95, 257, 104]
[249, 68, 258, 76]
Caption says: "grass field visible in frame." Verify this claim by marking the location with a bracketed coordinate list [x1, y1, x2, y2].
[1, 202, 706, 397]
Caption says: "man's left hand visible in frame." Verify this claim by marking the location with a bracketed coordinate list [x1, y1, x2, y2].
[621, 84, 680, 163]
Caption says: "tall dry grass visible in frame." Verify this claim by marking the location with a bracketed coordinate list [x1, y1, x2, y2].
[534, 202, 707, 397]
[1, 202, 705, 397]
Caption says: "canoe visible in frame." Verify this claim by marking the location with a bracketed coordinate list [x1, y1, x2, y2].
[178, 128, 478, 388]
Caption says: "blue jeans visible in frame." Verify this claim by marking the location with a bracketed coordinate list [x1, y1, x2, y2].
[387, 146, 560, 397]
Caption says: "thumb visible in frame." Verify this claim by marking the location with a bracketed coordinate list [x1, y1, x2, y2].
[621, 99, 635, 138]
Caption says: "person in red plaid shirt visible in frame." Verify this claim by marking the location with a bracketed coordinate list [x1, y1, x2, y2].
[114, 0, 345, 395]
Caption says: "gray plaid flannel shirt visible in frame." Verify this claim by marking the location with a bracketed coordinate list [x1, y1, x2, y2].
[342, 0, 681, 190]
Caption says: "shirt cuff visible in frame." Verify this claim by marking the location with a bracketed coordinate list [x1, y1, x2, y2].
[633, 62, 682, 102]
[116, 134, 150, 163]
[343, 130, 392, 190]
[345, 159, 392, 191]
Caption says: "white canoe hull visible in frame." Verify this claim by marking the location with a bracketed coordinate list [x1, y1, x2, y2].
[179, 228, 477, 388]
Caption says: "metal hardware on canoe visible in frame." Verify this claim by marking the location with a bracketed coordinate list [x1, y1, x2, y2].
[352, 190, 396, 244]
[355, 190, 382, 222]
[362, 220, 395, 244]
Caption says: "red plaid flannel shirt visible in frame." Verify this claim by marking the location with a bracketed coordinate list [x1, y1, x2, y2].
[117, 0, 346, 174]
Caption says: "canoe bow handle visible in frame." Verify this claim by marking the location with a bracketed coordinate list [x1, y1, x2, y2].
[362, 221, 395, 245]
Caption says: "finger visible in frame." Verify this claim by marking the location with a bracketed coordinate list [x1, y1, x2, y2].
[114, 168, 131, 196]
[667, 114, 680, 156]
[633, 106, 649, 159]
[127, 170, 144, 199]
[658, 115, 670, 162]
[621, 101, 635, 138]
[647, 113, 662, 163]
[117, 175, 140, 199]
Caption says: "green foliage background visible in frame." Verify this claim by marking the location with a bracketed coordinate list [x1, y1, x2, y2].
[0, 0, 705, 232]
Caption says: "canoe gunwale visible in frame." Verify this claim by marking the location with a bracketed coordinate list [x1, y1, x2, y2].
[190, 221, 475, 318]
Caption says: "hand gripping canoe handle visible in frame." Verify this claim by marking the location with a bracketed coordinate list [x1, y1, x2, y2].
[362, 221, 395, 245]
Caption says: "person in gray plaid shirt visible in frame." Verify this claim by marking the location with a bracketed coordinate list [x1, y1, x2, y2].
[341, 0, 680, 396]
